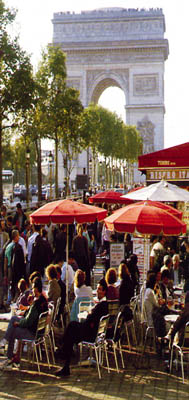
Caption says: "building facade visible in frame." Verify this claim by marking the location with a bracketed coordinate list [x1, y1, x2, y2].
[52, 7, 169, 186]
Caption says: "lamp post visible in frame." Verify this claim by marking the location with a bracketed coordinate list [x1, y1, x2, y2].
[26, 148, 30, 209]
[89, 157, 92, 193]
[112, 164, 115, 188]
[49, 151, 53, 200]
[99, 160, 102, 189]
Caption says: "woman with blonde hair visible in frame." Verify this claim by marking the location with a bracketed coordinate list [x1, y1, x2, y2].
[70, 269, 93, 322]
[74, 269, 93, 299]
[105, 268, 119, 300]
[46, 264, 61, 305]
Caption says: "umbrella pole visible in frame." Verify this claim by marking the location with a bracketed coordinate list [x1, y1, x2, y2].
[141, 235, 150, 321]
[66, 225, 70, 314]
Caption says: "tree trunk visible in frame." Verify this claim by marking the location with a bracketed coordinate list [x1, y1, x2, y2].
[55, 133, 58, 198]
[0, 120, 2, 205]
[35, 139, 42, 203]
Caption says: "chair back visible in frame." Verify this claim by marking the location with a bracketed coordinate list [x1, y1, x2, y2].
[96, 314, 110, 343]
[107, 300, 119, 329]
[113, 311, 125, 343]
[52, 297, 61, 324]
[35, 311, 49, 340]
[46, 302, 55, 333]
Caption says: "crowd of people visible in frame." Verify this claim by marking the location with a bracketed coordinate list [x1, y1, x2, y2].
[0, 202, 189, 375]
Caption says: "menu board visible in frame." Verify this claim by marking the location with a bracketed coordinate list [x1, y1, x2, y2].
[110, 243, 125, 269]
[133, 237, 150, 282]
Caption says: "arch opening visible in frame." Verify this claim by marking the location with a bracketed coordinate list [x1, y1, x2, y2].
[98, 86, 126, 123]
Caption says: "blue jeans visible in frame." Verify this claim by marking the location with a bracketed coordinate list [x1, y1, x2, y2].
[5, 316, 35, 359]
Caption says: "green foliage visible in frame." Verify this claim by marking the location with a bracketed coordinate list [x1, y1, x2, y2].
[0, 1, 36, 203]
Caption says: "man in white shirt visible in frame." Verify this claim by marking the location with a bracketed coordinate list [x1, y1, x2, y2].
[27, 225, 40, 264]
[59, 258, 75, 291]
[150, 236, 166, 269]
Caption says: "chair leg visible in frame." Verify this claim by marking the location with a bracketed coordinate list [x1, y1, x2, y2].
[94, 346, 101, 379]
[113, 344, 119, 373]
[34, 345, 40, 373]
[104, 343, 110, 373]
[118, 340, 125, 369]
[43, 339, 51, 369]
[180, 352, 184, 383]
[170, 347, 174, 373]
[125, 323, 131, 351]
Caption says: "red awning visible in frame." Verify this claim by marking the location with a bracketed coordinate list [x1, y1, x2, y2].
[138, 142, 189, 170]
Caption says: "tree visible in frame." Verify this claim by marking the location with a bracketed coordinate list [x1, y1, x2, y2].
[0, 1, 36, 203]
[36, 45, 83, 197]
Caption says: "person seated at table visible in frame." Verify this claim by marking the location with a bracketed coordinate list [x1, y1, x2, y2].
[144, 273, 163, 327]
[16, 278, 31, 310]
[0, 277, 48, 370]
[165, 291, 189, 347]
[70, 270, 93, 322]
[46, 264, 61, 305]
[74, 269, 93, 299]
[55, 278, 108, 377]
[105, 268, 119, 300]
[117, 262, 134, 306]
[159, 269, 173, 302]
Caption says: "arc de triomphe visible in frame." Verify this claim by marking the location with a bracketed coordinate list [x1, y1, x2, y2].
[52, 7, 169, 182]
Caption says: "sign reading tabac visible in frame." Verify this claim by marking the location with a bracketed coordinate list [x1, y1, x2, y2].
[147, 169, 189, 182]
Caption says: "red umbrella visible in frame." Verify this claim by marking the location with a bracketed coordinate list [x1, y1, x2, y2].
[30, 199, 107, 308]
[30, 199, 107, 224]
[104, 200, 186, 291]
[131, 200, 183, 220]
[104, 200, 186, 236]
[89, 190, 133, 205]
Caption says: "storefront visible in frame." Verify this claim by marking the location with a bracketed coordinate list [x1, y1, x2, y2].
[138, 142, 189, 189]
[138, 142, 189, 231]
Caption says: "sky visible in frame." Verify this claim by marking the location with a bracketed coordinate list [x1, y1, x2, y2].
[4, 0, 189, 150]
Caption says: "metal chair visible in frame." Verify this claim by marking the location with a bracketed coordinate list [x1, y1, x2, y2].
[105, 311, 125, 373]
[19, 311, 50, 372]
[79, 314, 110, 379]
[50, 297, 62, 351]
[142, 306, 156, 354]
[170, 321, 189, 383]
[45, 303, 55, 364]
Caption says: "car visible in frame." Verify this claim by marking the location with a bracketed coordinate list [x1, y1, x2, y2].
[19, 189, 32, 201]
[114, 188, 128, 195]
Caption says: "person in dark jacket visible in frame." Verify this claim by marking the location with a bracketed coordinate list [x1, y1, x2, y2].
[54, 224, 67, 262]
[118, 262, 134, 306]
[55, 278, 108, 377]
[168, 291, 189, 346]
[12, 203, 27, 233]
[0, 277, 48, 370]
[72, 224, 90, 286]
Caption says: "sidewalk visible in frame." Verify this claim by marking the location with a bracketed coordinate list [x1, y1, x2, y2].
[0, 320, 188, 400]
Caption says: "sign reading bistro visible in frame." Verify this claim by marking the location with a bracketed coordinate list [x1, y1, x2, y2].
[147, 169, 189, 181]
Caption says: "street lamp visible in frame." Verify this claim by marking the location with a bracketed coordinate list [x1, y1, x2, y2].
[112, 164, 115, 188]
[49, 151, 53, 200]
[89, 157, 93, 191]
[99, 160, 102, 189]
[26, 148, 30, 208]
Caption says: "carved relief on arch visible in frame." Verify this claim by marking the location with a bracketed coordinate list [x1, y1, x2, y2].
[137, 116, 155, 154]
[86, 69, 129, 105]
